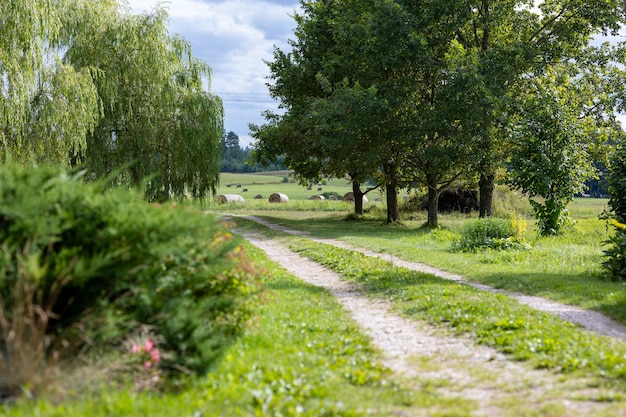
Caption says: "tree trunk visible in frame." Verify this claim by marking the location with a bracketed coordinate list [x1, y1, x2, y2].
[384, 162, 399, 224]
[353, 181, 364, 215]
[479, 172, 495, 218]
[426, 174, 440, 228]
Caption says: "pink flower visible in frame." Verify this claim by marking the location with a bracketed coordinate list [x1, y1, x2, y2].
[131, 345, 141, 353]
[145, 340, 154, 351]
[144, 361, 152, 369]
[150, 349, 160, 363]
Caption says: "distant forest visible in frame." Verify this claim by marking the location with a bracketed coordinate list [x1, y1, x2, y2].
[220, 131, 285, 173]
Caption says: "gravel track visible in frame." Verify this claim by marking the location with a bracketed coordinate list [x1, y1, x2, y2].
[232, 215, 626, 416]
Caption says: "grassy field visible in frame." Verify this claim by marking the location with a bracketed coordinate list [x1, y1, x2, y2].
[6, 172, 625, 416]
[211, 174, 622, 321]
[217, 171, 356, 201]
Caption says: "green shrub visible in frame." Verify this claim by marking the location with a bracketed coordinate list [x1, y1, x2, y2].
[603, 220, 626, 281]
[608, 143, 626, 223]
[491, 185, 533, 218]
[603, 143, 626, 281]
[452, 217, 530, 252]
[0, 162, 259, 397]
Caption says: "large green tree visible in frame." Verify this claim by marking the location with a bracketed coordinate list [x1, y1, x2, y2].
[445, 0, 623, 217]
[1, 1, 223, 202]
[66, 7, 223, 202]
[0, 0, 113, 165]
[253, 0, 388, 217]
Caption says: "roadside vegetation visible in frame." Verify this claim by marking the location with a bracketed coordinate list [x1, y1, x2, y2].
[3, 234, 471, 417]
[215, 191, 625, 323]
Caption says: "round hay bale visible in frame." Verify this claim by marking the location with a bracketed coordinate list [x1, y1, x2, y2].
[216, 194, 245, 205]
[254, 194, 263, 199]
[308, 195, 325, 200]
[269, 192, 289, 203]
[342, 192, 369, 203]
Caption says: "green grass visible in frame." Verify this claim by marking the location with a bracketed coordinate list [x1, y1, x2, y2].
[228, 200, 626, 325]
[210, 218, 626, 414]
[214, 172, 412, 206]
[217, 172, 355, 202]
[3, 241, 469, 416]
[280, 234, 626, 385]
[6, 186, 621, 415]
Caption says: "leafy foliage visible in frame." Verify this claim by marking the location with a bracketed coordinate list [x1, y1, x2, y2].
[452, 217, 530, 252]
[0, 162, 259, 397]
[66, 7, 223, 202]
[220, 131, 284, 173]
[0, 0, 107, 165]
[1, 1, 223, 202]
[608, 142, 626, 224]
[604, 143, 626, 281]
[603, 220, 626, 281]
[509, 70, 597, 235]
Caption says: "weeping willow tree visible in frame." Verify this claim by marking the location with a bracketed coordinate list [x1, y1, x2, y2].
[0, 0, 111, 164]
[1, 1, 223, 202]
[66, 6, 223, 202]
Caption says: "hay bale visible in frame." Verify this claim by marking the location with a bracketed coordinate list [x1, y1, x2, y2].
[269, 192, 289, 203]
[317, 187, 323, 191]
[342, 192, 369, 203]
[216, 194, 245, 205]
[308, 195, 325, 200]
[242, 188, 248, 192]
[254, 194, 263, 199]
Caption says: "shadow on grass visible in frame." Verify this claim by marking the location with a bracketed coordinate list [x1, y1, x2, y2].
[474, 270, 626, 326]
[256, 213, 433, 241]
[264, 278, 330, 295]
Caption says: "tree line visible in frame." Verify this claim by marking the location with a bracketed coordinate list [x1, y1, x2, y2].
[1, 1, 223, 202]
[251, 0, 626, 233]
[221, 131, 285, 173]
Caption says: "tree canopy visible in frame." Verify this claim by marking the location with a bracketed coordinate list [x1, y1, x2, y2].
[1, 0, 223, 202]
[253, 0, 625, 227]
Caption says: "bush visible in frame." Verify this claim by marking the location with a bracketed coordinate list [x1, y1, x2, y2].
[603, 220, 626, 281]
[608, 143, 626, 223]
[491, 185, 533, 218]
[452, 216, 530, 252]
[603, 143, 626, 281]
[0, 163, 259, 397]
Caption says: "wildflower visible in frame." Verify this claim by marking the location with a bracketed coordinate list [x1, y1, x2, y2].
[129, 338, 161, 369]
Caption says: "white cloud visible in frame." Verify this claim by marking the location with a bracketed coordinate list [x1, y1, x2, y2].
[127, 0, 300, 145]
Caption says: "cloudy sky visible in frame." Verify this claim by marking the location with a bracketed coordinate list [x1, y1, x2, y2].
[127, 0, 301, 147]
